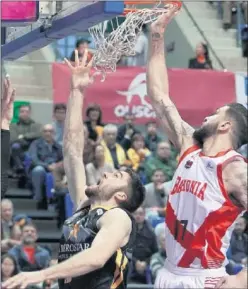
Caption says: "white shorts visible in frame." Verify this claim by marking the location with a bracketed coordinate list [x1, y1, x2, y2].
[155, 265, 226, 289]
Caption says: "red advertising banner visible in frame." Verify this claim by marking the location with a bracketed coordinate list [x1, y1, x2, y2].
[52, 65, 236, 126]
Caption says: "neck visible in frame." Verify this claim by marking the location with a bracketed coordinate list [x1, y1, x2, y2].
[56, 120, 64, 124]
[107, 143, 116, 149]
[202, 135, 232, 156]
[23, 243, 35, 247]
[96, 159, 105, 167]
[91, 120, 97, 126]
[90, 199, 117, 210]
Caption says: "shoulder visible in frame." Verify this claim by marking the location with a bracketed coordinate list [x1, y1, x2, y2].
[223, 156, 247, 176]
[144, 220, 156, 234]
[31, 138, 40, 145]
[189, 58, 196, 63]
[145, 183, 154, 192]
[127, 148, 135, 154]
[8, 245, 20, 254]
[37, 246, 50, 255]
[99, 208, 132, 231]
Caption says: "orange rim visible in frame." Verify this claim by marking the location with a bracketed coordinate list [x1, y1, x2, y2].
[123, 0, 182, 15]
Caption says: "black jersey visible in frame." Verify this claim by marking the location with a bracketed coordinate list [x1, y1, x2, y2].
[58, 206, 135, 289]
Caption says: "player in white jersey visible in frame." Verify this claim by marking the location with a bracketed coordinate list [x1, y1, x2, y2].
[147, 6, 247, 289]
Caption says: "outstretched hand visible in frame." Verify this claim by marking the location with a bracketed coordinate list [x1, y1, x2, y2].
[64, 49, 94, 90]
[151, 3, 180, 33]
[1, 75, 15, 129]
[2, 271, 46, 289]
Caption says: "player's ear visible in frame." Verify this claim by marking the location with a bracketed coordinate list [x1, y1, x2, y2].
[219, 120, 231, 132]
[115, 192, 127, 203]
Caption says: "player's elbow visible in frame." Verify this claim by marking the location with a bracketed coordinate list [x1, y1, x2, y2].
[93, 250, 112, 269]
[92, 256, 106, 270]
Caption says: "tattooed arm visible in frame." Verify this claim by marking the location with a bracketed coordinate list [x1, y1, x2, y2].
[147, 13, 194, 152]
[63, 50, 93, 208]
[223, 159, 247, 210]
[63, 88, 87, 208]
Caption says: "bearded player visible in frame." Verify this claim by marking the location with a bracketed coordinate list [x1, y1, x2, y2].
[147, 7, 247, 289]
[3, 50, 145, 289]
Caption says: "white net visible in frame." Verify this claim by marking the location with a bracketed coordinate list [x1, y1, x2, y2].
[89, 1, 181, 80]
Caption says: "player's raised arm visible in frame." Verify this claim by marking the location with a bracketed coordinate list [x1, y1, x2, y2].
[147, 10, 194, 152]
[63, 50, 93, 208]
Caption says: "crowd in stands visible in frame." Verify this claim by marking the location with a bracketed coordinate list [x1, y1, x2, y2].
[1, 6, 248, 285]
[2, 96, 247, 287]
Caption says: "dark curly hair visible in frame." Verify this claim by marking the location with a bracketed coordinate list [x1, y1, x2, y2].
[119, 167, 145, 213]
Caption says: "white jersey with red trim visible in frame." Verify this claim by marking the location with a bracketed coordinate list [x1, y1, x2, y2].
[165, 145, 245, 273]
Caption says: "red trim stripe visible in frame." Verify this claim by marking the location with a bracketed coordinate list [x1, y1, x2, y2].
[178, 145, 200, 166]
[199, 148, 232, 158]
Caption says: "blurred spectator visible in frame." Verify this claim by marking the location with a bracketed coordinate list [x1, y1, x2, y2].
[1, 199, 22, 254]
[188, 43, 213, 70]
[126, 24, 148, 67]
[10, 104, 42, 175]
[83, 125, 95, 165]
[117, 112, 139, 151]
[101, 124, 127, 169]
[221, 2, 247, 30]
[144, 142, 177, 182]
[150, 231, 167, 281]
[85, 104, 104, 143]
[70, 38, 93, 64]
[28, 124, 63, 208]
[127, 133, 151, 171]
[143, 169, 168, 217]
[8, 223, 51, 272]
[239, 143, 247, 158]
[52, 104, 66, 147]
[241, 25, 248, 58]
[130, 207, 158, 284]
[145, 121, 162, 153]
[86, 144, 114, 185]
[1, 254, 19, 283]
[229, 217, 248, 265]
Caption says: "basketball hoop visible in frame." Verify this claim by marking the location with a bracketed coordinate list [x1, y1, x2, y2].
[89, 0, 181, 80]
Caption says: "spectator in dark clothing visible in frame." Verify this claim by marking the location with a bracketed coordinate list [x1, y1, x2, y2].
[144, 141, 177, 182]
[8, 223, 50, 272]
[230, 217, 248, 265]
[130, 207, 158, 284]
[70, 38, 93, 64]
[1, 76, 15, 197]
[145, 121, 162, 152]
[52, 103, 66, 147]
[188, 43, 213, 70]
[28, 124, 63, 207]
[150, 230, 167, 281]
[85, 104, 104, 143]
[10, 104, 42, 174]
[1, 254, 20, 283]
[117, 112, 139, 151]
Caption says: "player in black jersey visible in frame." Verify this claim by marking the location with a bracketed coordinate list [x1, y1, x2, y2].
[3, 50, 145, 289]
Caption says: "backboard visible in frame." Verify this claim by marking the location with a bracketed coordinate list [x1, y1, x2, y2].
[2, 1, 125, 61]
